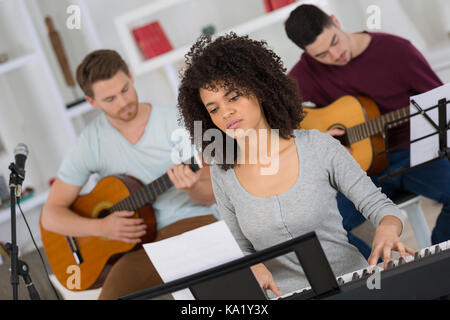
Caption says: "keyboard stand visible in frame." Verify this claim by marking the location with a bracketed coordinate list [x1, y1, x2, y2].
[119, 231, 339, 300]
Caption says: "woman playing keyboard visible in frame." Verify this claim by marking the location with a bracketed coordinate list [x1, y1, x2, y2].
[176, 32, 415, 297]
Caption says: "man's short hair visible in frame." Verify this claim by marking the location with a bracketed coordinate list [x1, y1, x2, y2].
[285, 4, 334, 50]
[76, 49, 129, 98]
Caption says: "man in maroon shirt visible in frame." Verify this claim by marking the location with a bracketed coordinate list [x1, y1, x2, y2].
[285, 4, 450, 257]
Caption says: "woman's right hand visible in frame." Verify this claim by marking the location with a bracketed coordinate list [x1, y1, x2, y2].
[250, 263, 282, 297]
[99, 210, 147, 243]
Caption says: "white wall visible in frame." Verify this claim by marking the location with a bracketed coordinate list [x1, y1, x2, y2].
[29, 0, 450, 109]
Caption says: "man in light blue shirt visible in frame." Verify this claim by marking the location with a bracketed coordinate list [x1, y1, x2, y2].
[41, 50, 218, 299]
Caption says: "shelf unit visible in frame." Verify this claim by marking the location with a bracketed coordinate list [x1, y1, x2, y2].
[0, 0, 102, 227]
[0, 189, 50, 225]
[0, 52, 38, 75]
[26, 0, 103, 134]
[115, 0, 330, 95]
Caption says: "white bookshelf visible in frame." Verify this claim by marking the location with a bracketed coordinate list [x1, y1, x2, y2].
[114, 0, 329, 95]
[0, 189, 50, 225]
[66, 101, 93, 119]
[0, 0, 101, 230]
[0, 52, 38, 75]
[117, 1, 297, 75]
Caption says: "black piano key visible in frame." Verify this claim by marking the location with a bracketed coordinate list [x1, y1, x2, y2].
[362, 269, 369, 277]
[337, 277, 345, 285]
[282, 288, 314, 300]
[424, 249, 431, 257]
[434, 245, 442, 254]
[352, 272, 360, 280]
[387, 261, 394, 269]
[322, 243, 450, 300]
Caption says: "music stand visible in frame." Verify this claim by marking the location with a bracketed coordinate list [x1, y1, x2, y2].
[119, 231, 339, 300]
[378, 96, 449, 182]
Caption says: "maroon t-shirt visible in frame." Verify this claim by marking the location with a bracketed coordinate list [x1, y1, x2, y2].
[288, 32, 443, 151]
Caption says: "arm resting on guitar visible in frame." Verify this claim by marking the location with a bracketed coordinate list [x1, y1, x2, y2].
[41, 178, 102, 237]
[42, 178, 147, 243]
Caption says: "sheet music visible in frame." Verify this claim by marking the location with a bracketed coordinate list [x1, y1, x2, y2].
[143, 220, 244, 300]
[410, 83, 450, 167]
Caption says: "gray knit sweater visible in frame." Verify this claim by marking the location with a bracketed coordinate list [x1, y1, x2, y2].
[210, 129, 405, 296]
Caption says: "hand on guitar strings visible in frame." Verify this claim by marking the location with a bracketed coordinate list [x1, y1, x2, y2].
[326, 128, 345, 137]
[326, 128, 351, 153]
[99, 210, 147, 244]
[167, 164, 202, 190]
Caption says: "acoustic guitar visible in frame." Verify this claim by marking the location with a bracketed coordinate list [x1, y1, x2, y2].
[300, 96, 409, 175]
[40, 154, 202, 291]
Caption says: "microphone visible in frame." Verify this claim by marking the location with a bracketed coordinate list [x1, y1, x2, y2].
[14, 143, 28, 181]
[10, 143, 28, 197]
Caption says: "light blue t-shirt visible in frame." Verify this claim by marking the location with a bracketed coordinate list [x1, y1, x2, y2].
[58, 104, 218, 230]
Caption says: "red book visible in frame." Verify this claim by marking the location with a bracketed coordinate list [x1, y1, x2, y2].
[263, 0, 272, 12]
[132, 21, 173, 59]
[269, 0, 295, 11]
[154, 22, 172, 55]
[132, 27, 154, 59]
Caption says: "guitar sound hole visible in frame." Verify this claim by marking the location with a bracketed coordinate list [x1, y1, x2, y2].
[97, 209, 110, 219]
[334, 132, 350, 147]
[327, 125, 350, 147]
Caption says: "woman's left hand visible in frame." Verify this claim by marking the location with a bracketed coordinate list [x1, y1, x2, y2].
[368, 216, 415, 269]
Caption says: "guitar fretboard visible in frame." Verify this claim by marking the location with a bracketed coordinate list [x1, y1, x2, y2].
[107, 155, 201, 214]
[346, 106, 409, 144]
[109, 174, 174, 213]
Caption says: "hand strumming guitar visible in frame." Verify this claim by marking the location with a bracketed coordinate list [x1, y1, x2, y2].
[99, 210, 147, 244]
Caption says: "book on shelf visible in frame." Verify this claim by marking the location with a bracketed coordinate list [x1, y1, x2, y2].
[132, 21, 173, 60]
[263, 0, 295, 12]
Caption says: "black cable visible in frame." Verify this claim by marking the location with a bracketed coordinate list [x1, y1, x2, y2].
[17, 198, 61, 300]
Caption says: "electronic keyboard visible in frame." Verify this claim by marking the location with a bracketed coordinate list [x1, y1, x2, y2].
[276, 240, 450, 300]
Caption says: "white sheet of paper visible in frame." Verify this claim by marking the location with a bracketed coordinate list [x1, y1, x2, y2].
[143, 220, 244, 300]
[410, 83, 450, 167]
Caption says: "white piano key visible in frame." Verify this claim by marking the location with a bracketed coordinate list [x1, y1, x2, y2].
[275, 240, 449, 300]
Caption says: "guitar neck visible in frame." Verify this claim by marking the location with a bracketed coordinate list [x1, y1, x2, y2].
[109, 174, 173, 213]
[109, 155, 202, 213]
[347, 106, 410, 144]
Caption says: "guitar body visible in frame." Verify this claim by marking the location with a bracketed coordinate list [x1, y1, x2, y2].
[40, 175, 157, 291]
[300, 96, 386, 175]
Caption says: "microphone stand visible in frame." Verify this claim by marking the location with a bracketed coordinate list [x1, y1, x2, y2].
[6, 162, 40, 300]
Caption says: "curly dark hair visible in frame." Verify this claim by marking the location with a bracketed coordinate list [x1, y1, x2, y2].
[177, 32, 305, 170]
